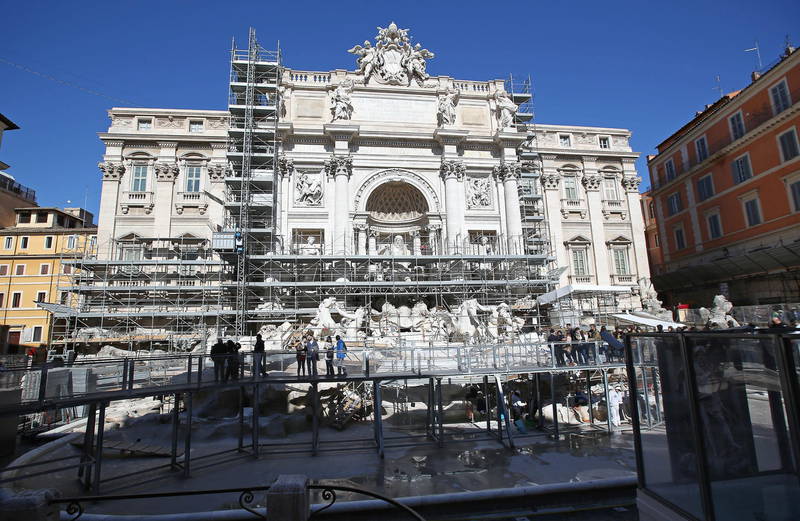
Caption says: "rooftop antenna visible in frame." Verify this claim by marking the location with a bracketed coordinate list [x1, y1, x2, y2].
[713, 75, 724, 98]
[744, 40, 763, 70]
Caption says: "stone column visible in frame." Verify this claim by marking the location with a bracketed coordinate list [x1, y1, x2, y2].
[622, 159, 650, 281]
[154, 161, 178, 238]
[582, 156, 611, 285]
[356, 224, 367, 255]
[97, 161, 125, 259]
[324, 155, 353, 254]
[412, 230, 422, 255]
[496, 161, 523, 254]
[368, 229, 378, 255]
[440, 160, 466, 253]
[277, 155, 295, 250]
[540, 155, 566, 285]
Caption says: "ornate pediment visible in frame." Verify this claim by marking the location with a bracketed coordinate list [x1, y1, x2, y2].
[347, 22, 434, 87]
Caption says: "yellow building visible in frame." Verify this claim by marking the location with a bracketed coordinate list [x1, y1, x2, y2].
[0, 207, 95, 348]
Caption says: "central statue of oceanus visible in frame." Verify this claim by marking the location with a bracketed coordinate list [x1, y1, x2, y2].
[347, 22, 435, 86]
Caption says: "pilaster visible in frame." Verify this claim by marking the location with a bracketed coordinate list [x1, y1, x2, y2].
[581, 157, 611, 285]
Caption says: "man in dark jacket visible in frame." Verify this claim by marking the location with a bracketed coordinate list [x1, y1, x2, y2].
[600, 326, 624, 362]
[210, 338, 226, 382]
[253, 333, 266, 376]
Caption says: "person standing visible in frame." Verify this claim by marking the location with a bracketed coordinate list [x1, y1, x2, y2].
[608, 385, 624, 428]
[306, 334, 319, 377]
[324, 336, 335, 377]
[335, 335, 347, 377]
[253, 333, 266, 377]
[224, 340, 238, 382]
[211, 338, 226, 382]
[295, 337, 307, 377]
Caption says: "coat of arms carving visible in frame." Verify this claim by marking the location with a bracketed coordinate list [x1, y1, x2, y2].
[347, 22, 434, 87]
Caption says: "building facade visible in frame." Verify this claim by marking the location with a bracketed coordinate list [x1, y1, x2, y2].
[640, 190, 664, 274]
[0, 208, 95, 347]
[647, 45, 800, 306]
[60, 24, 650, 347]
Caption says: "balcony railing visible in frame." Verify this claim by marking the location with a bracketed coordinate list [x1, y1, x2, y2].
[0, 175, 36, 202]
[175, 192, 208, 215]
[569, 274, 594, 284]
[120, 191, 154, 214]
[611, 273, 635, 285]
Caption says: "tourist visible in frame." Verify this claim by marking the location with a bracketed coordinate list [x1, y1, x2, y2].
[656, 324, 663, 333]
[224, 339, 237, 381]
[253, 333, 266, 377]
[210, 338, 226, 382]
[608, 385, 624, 428]
[575, 328, 590, 365]
[510, 389, 527, 433]
[306, 334, 319, 377]
[600, 326, 623, 363]
[324, 336, 335, 377]
[295, 337, 307, 376]
[335, 335, 347, 376]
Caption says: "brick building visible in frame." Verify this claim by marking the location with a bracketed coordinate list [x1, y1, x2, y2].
[647, 44, 800, 306]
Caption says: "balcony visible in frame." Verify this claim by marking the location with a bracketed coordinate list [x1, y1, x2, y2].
[611, 273, 636, 285]
[0, 175, 36, 202]
[602, 199, 627, 219]
[560, 198, 587, 218]
[120, 191, 154, 215]
[569, 274, 594, 284]
[175, 192, 208, 215]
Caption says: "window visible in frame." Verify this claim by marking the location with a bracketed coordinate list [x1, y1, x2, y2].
[137, 118, 152, 131]
[0, 293, 3, 308]
[11, 292, 21, 308]
[20, 236, 29, 249]
[612, 248, 630, 274]
[602, 177, 618, 200]
[563, 177, 579, 200]
[559, 134, 572, 147]
[707, 213, 722, 239]
[67, 235, 77, 249]
[36, 291, 46, 303]
[189, 120, 204, 133]
[0, 265, 7, 275]
[696, 174, 714, 201]
[770, 80, 791, 115]
[63, 264, 72, 275]
[674, 227, 686, 250]
[648, 201, 655, 219]
[44, 236, 53, 249]
[59, 292, 68, 305]
[667, 192, 682, 216]
[15, 264, 25, 276]
[18, 212, 31, 224]
[35, 212, 48, 223]
[571, 249, 588, 276]
[664, 159, 676, 181]
[743, 197, 762, 227]
[3, 237, 11, 249]
[731, 154, 753, 184]
[39, 264, 49, 275]
[32, 326, 42, 343]
[56, 215, 64, 226]
[131, 164, 148, 192]
[185, 165, 202, 192]
[654, 234, 661, 247]
[599, 136, 610, 149]
[790, 179, 800, 212]
[729, 112, 745, 140]
[778, 128, 799, 162]
[695, 136, 708, 162]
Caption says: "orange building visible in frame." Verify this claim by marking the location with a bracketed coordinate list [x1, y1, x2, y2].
[647, 44, 800, 307]
[640, 190, 664, 274]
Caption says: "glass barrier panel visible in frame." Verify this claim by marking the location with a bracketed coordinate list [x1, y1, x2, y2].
[687, 335, 800, 521]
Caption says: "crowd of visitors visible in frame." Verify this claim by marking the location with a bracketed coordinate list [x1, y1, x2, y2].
[542, 323, 627, 366]
[287, 333, 348, 378]
[210, 338, 242, 382]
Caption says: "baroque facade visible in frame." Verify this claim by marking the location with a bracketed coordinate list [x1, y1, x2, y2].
[61, 24, 649, 346]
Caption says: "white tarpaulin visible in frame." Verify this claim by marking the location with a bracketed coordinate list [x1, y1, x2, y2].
[612, 313, 683, 329]
[537, 284, 632, 305]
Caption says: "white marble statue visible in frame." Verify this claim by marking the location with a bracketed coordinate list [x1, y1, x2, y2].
[381, 235, 410, 256]
[337, 305, 368, 338]
[347, 40, 379, 81]
[330, 79, 354, 121]
[310, 297, 341, 334]
[699, 295, 740, 328]
[295, 172, 323, 206]
[299, 236, 321, 255]
[494, 90, 518, 129]
[638, 278, 673, 322]
[467, 177, 492, 208]
[437, 88, 459, 126]
[347, 22, 435, 87]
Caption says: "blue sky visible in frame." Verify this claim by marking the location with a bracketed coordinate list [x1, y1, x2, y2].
[1, 0, 797, 215]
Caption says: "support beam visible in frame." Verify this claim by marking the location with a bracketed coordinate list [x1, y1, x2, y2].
[436, 377, 444, 448]
[311, 382, 319, 456]
[170, 393, 180, 469]
[252, 384, 260, 457]
[183, 393, 192, 477]
[92, 402, 107, 494]
[373, 380, 384, 458]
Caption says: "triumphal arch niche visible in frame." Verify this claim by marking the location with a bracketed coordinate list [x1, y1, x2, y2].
[261, 21, 549, 342]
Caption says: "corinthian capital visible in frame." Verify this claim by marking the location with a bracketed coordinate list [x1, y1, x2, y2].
[324, 154, 353, 178]
[99, 161, 125, 181]
[621, 175, 642, 193]
[492, 160, 522, 181]
[440, 159, 465, 181]
[540, 171, 561, 190]
[277, 155, 295, 178]
[582, 173, 602, 191]
[155, 162, 179, 182]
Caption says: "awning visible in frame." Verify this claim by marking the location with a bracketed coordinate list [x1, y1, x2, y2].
[613, 312, 683, 329]
[537, 284, 632, 305]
